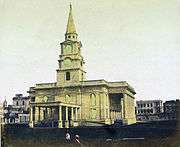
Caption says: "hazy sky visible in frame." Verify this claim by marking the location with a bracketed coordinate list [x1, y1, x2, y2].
[0, 0, 180, 104]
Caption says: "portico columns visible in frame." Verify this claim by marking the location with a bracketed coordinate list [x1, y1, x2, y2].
[38, 107, 40, 121]
[114, 111, 116, 119]
[65, 106, 69, 128]
[34, 107, 40, 122]
[41, 107, 44, 120]
[78, 107, 81, 123]
[58, 105, 62, 128]
[45, 107, 48, 119]
[71, 107, 74, 127]
[121, 98, 124, 119]
[29, 106, 34, 128]
[75, 107, 78, 121]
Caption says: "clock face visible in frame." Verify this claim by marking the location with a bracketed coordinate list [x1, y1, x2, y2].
[63, 58, 71, 67]
[64, 45, 72, 54]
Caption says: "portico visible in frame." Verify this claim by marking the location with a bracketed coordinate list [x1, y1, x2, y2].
[29, 101, 80, 128]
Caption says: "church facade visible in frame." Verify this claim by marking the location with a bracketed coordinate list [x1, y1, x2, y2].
[28, 5, 136, 128]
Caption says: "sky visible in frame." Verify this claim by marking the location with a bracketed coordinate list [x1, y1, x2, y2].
[0, 0, 180, 104]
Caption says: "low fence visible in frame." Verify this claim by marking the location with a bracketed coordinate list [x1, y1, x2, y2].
[2, 120, 178, 141]
[1, 120, 180, 147]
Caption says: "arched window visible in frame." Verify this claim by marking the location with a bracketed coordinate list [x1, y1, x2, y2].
[106, 94, 109, 106]
[16, 101, 18, 106]
[90, 94, 96, 106]
[66, 72, 70, 81]
[22, 101, 25, 105]
[81, 73, 83, 80]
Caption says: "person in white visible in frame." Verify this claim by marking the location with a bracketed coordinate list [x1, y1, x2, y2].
[65, 132, 71, 142]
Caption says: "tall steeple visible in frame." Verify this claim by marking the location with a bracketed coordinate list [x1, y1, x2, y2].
[66, 4, 76, 34]
[65, 4, 78, 41]
[57, 4, 86, 86]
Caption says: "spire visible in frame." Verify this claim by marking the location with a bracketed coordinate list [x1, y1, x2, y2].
[3, 98, 7, 107]
[66, 3, 76, 34]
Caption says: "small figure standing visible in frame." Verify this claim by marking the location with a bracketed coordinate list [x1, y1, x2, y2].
[75, 134, 80, 144]
[65, 131, 71, 143]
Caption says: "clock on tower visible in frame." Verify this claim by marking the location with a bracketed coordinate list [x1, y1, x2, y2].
[64, 44, 72, 54]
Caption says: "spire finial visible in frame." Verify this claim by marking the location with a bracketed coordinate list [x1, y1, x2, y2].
[66, 3, 76, 34]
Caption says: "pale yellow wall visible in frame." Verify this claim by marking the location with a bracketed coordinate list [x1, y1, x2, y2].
[123, 92, 136, 124]
[33, 85, 110, 123]
[57, 70, 85, 86]
[32, 84, 136, 125]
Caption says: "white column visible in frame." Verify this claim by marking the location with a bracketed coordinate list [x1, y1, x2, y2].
[65, 106, 69, 128]
[29, 106, 34, 128]
[79, 107, 82, 120]
[71, 107, 74, 127]
[58, 105, 62, 128]
[38, 107, 40, 121]
[41, 107, 44, 120]
[35, 107, 39, 122]
[121, 97, 124, 119]
[75, 107, 78, 121]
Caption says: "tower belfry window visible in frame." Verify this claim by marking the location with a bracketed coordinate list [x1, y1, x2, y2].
[66, 72, 70, 81]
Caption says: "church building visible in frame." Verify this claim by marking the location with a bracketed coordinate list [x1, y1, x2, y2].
[28, 5, 136, 128]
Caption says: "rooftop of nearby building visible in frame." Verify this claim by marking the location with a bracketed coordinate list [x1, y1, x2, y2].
[136, 100, 163, 103]
[13, 94, 30, 100]
[164, 99, 180, 105]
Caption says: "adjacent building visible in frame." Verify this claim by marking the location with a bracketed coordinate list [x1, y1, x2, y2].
[3, 94, 30, 124]
[28, 5, 136, 128]
[163, 100, 179, 120]
[136, 100, 163, 121]
[12, 94, 30, 111]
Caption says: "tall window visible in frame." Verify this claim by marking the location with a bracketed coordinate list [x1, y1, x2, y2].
[16, 101, 18, 106]
[81, 73, 83, 80]
[66, 72, 70, 81]
[106, 94, 108, 106]
[90, 94, 97, 119]
[90, 93, 96, 106]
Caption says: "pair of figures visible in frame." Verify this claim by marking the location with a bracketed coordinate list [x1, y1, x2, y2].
[66, 132, 80, 144]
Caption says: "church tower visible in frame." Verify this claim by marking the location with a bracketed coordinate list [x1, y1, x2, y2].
[57, 4, 86, 86]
